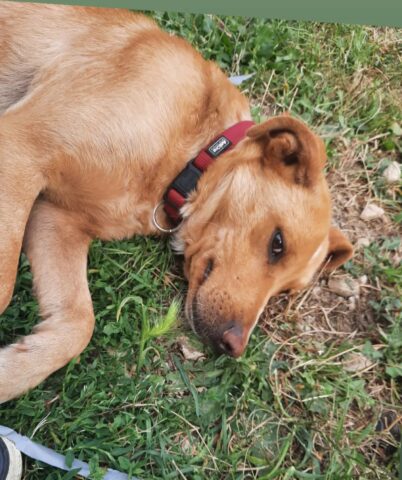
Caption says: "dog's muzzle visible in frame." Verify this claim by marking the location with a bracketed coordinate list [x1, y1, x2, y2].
[191, 298, 247, 358]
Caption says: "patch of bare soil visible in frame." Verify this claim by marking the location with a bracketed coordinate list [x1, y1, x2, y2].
[262, 136, 401, 336]
[259, 139, 401, 475]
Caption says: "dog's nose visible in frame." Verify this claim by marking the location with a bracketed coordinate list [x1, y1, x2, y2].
[220, 325, 247, 358]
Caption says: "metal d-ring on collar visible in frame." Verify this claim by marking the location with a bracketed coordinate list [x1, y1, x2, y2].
[152, 201, 183, 234]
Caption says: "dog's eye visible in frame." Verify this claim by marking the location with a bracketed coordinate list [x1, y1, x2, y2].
[268, 229, 285, 264]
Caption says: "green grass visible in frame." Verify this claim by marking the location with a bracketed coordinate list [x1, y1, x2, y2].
[1, 13, 401, 480]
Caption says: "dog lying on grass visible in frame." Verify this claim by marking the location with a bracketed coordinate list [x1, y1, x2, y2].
[0, 2, 353, 403]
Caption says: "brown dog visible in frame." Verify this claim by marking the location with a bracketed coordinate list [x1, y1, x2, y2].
[0, 2, 353, 403]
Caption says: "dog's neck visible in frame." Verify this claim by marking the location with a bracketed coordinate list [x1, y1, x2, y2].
[153, 120, 255, 233]
[149, 62, 253, 235]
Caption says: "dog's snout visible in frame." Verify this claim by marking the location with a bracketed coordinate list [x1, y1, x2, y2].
[219, 324, 246, 358]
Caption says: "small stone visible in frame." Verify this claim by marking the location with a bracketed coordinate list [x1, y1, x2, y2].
[312, 286, 322, 297]
[328, 275, 360, 298]
[343, 352, 375, 372]
[356, 237, 371, 249]
[177, 336, 205, 361]
[382, 161, 401, 184]
[348, 296, 357, 311]
[358, 275, 368, 285]
[360, 204, 385, 221]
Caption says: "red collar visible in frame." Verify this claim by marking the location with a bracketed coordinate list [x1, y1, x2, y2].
[162, 120, 255, 226]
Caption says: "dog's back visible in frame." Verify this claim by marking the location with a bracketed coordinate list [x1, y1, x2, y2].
[0, 2, 157, 113]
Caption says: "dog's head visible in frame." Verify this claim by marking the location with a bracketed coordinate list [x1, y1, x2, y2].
[174, 115, 353, 357]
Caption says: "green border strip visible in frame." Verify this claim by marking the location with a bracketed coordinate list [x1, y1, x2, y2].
[12, 0, 402, 28]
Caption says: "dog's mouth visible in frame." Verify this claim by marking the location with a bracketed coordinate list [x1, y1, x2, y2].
[185, 292, 215, 349]
[185, 291, 202, 337]
[184, 259, 214, 335]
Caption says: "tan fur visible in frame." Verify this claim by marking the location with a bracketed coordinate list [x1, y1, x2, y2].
[0, 2, 353, 402]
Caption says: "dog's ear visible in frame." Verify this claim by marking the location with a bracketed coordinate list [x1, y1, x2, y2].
[323, 227, 354, 271]
[247, 114, 326, 187]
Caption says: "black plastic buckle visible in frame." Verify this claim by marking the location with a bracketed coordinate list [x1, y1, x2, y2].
[167, 160, 202, 199]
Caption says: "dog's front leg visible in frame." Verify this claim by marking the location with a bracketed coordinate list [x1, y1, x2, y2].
[0, 200, 94, 403]
[0, 117, 46, 313]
